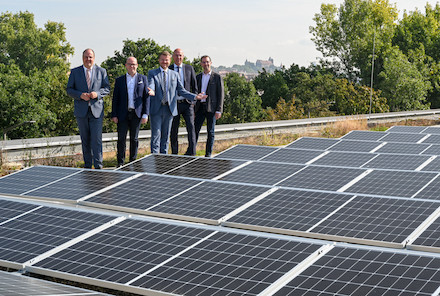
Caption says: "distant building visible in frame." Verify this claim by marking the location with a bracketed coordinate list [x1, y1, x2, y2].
[256, 57, 274, 69]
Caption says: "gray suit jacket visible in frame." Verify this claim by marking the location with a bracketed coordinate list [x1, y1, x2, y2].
[66, 65, 110, 118]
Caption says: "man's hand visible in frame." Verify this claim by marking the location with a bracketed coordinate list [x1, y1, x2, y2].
[147, 87, 155, 96]
[111, 117, 118, 124]
[90, 91, 98, 99]
[141, 117, 148, 124]
[215, 112, 222, 120]
[80, 93, 91, 101]
[195, 92, 208, 100]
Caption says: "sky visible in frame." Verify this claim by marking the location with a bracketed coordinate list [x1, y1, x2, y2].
[1, 0, 439, 68]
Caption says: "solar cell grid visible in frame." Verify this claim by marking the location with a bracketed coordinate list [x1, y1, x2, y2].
[422, 126, 440, 134]
[360, 154, 431, 170]
[0, 199, 40, 224]
[387, 126, 427, 133]
[225, 189, 353, 232]
[119, 154, 195, 174]
[148, 181, 270, 221]
[311, 151, 376, 167]
[421, 144, 440, 156]
[33, 219, 215, 284]
[218, 162, 305, 185]
[0, 206, 115, 263]
[131, 232, 322, 296]
[0, 166, 79, 195]
[411, 216, 440, 250]
[328, 140, 382, 153]
[278, 166, 366, 191]
[419, 157, 440, 172]
[379, 132, 427, 143]
[286, 137, 339, 150]
[412, 175, 440, 200]
[260, 148, 324, 164]
[375, 142, 430, 155]
[311, 195, 439, 244]
[344, 170, 437, 198]
[274, 246, 440, 296]
[23, 170, 132, 201]
[165, 158, 246, 179]
[214, 145, 278, 160]
[421, 134, 440, 144]
[84, 174, 202, 211]
[340, 130, 386, 141]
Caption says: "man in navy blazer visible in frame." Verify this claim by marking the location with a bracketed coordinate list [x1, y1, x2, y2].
[169, 48, 198, 156]
[67, 48, 110, 169]
[111, 57, 152, 166]
[147, 51, 206, 154]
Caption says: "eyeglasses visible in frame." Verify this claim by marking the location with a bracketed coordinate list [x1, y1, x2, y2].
[127, 63, 138, 66]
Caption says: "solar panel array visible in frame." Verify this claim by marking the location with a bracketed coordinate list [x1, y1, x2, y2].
[1, 126, 440, 295]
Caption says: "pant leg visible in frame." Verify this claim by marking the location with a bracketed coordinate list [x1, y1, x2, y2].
[205, 112, 216, 157]
[128, 112, 141, 162]
[194, 105, 207, 143]
[76, 115, 92, 169]
[170, 111, 181, 155]
[117, 118, 129, 165]
[182, 103, 196, 156]
[89, 110, 103, 169]
[150, 113, 162, 154]
[159, 105, 174, 154]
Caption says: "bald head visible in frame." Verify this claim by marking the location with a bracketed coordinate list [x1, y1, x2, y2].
[125, 56, 138, 76]
[173, 48, 184, 66]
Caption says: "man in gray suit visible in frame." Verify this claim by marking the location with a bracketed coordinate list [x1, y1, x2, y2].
[67, 48, 110, 169]
[147, 51, 206, 154]
[195, 55, 224, 157]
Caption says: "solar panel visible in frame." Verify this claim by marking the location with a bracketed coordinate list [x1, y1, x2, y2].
[311, 151, 376, 167]
[0, 198, 40, 223]
[0, 166, 79, 195]
[286, 137, 339, 150]
[311, 195, 439, 245]
[360, 154, 431, 170]
[278, 166, 367, 191]
[32, 219, 214, 285]
[218, 162, 305, 185]
[83, 174, 202, 211]
[419, 157, 440, 172]
[0, 270, 109, 296]
[165, 158, 246, 179]
[422, 126, 440, 134]
[379, 132, 428, 143]
[343, 170, 437, 198]
[130, 232, 321, 296]
[421, 134, 440, 144]
[421, 144, 440, 156]
[328, 140, 382, 152]
[214, 145, 278, 160]
[340, 130, 386, 141]
[375, 142, 430, 155]
[274, 246, 440, 296]
[147, 181, 271, 223]
[412, 176, 440, 200]
[260, 148, 325, 164]
[0, 206, 115, 265]
[23, 170, 133, 201]
[387, 126, 428, 133]
[224, 189, 353, 232]
[119, 154, 196, 174]
[410, 215, 440, 252]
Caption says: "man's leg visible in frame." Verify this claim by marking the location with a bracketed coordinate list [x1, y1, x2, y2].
[116, 118, 129, 166]
[205, 112, 216, 157]
[89, 111, 103, 169]
[149, 113, 162, 154]
[182, 103, 196, 156]
[128, 112, 141, 162]
[159, 105, 174, 154]
[76, 115, 92, 169]
[170, 111, 181, 155]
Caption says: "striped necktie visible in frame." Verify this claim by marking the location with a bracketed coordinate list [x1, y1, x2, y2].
[161, 70, 167, 105]
[86, 69, 91, 90]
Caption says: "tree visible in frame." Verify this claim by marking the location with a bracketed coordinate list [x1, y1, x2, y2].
[263, 98, 305, 121]
[253, 69, 291, 108]
[221, 73, 262, 124]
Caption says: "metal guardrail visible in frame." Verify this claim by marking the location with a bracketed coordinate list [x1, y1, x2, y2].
[1, 109, 440, 163]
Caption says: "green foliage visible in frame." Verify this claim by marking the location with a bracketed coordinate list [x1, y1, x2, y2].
[252, 69, 291, 108]
[221, 73, 262, 123]
[263, 98, 305, 121]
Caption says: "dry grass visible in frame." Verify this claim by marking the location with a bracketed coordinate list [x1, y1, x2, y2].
[321, 116, 369, 138]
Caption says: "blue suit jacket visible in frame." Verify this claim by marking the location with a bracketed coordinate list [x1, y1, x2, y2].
[66, 65, 110, 118]
[147, 68, 196, 117]
[111, 73, 150, 121]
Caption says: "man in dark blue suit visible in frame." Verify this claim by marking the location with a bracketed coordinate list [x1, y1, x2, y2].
[111, 57, 152, 167]
[169, 48, 198, 156]
[67, 48, 110, 169]
[147, 51, 206, 154]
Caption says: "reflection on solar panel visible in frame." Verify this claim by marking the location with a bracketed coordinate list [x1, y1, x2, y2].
[360, 154, 431, 170]
[0, 206, 115, 264]
[341, 130, 386, 141]
[148, 181, 270, 223]
[286, 137, 339, 150]
[312, 151, 376, 167]
[119, 154, 195, 174]
[131, 232, 321, 296]
[328, 140, 382, 152]
[375, 142, 430, 155]
[420, 157, 440, 172]
[0, 270, 108, 296]
[274, 246, 440, 296]
[84, 174, 201, 211]
[311, 196, 439, 245]
[219, 162, 305, 185]
[387, 125, 428, 133]
[23, 170, 133, 201]
[422, 144, 440, 156]
[343, 170, 437, 198]
[0, 166, 79, 195]
[411, 216, 440, 252]
[33, 219, 214, 284]
[165, 158, 246, 179]
[225, 189, 353, 232]
[412, 176, 440, 200]
[379, 132, 428, 143]
[421, 134, 440, 144]
[0, 199, 39, 223]
[278, 166, 366, 191]
[214, 145, 278, 160]
[260, 148, 324, 164]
